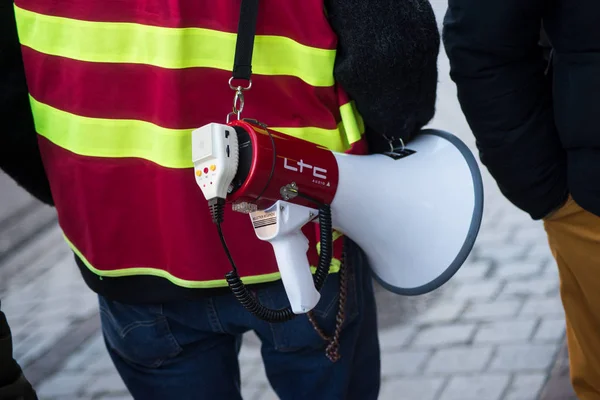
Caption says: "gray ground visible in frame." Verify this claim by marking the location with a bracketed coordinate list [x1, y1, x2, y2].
[0, 1, 576, 399]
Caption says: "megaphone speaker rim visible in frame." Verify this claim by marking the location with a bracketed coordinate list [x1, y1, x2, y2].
[370, 128, 484, 296]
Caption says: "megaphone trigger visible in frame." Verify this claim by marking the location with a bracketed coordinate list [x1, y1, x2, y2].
[250, 201, 321, 314]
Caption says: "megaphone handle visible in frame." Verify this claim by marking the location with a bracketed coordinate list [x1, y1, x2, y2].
[270, 232, 321, 314]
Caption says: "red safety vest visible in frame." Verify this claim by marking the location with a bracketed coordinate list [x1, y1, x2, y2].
[14, 0, 367, 289]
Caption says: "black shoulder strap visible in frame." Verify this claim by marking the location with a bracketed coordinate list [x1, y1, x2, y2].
[232, 0, 260, 82]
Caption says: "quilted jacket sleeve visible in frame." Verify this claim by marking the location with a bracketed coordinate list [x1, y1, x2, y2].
[325, 0, 440, 151]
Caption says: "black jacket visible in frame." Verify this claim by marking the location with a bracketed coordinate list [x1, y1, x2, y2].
[1, 0, 440, 303]
[443, 0, 600, 219]
[0, 1, 53, 206]
[0, 308, 37, 400]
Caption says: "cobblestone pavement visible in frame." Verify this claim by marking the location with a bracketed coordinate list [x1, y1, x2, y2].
[1, 1, 575, 399]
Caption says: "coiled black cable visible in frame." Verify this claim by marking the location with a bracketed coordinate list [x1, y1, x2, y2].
[208, 196, 333, 323]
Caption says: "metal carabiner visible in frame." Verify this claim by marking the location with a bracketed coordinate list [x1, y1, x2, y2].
[383, 135, 405, 153]
[233, 88, 245, 117]
[228, 77, 252, 91]
[225, 78, 252, 123]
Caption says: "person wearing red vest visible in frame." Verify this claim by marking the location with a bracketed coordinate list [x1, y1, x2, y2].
[1, 0, 440, 398]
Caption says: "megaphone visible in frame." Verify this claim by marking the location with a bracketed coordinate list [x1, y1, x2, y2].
[191, 119, 484, 319]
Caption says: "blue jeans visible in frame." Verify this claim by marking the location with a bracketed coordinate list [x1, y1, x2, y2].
[99, 242, 381, 400]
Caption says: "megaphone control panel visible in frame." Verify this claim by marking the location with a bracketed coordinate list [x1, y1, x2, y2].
[191, 123, 239, 202]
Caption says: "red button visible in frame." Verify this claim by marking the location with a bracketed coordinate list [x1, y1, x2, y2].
[203, 167, 209, 174]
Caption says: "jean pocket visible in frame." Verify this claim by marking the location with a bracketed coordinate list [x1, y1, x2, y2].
[99, 296, 182, 369]
[258, 242, 362, 352]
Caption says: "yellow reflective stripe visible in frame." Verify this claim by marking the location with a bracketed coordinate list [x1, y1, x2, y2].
[64, 234, 339, 288]
[316, 231, 345, 254]
[273, 126, 348, 153]
[30, 96, 195, 169]
[14, 5, 336, 87]
[339, 101, 365, 145]
[31, 97, 357, 167]
[278, 103, 365, 152]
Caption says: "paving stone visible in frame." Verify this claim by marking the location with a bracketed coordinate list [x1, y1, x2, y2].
[541, 263, 560, 279]
[241, 359, 264, 383]
[87, 352, 118, 373]
[520, 297, 565, 317]
[60, 333, 107, 374]
[477, 244, 528, 262]
[18, 326, 68, 366]
[477, 210, 496, 225]
[504, 373, 547, 400]
[472, 230, 512, 246]
[244, 361, 270, 387]
[462, 300, 523, 321]
[0, 172, 37, 223]
[59, 342, 102, 371]
[243, 385, 270, 400]
[0, 299, 38, 320]
[255, 388, 279, 400]
[381, 350, 431, 376]
[239, 343, 262, 363]
[451, 281, 503, 301]
[414, 302, 466, 325]
[512, 226, 548, 244]
[527, 243, 554, 259]
[36, 373, 91, 398]
[411, 324, 476, 348]
[461, 260, 493, 271]
[379, 377, 446, 400]
[474, 320, 538, 344]
[0, 202, 57, 257]
[489, 344, 559, 371]
[452, 263, 489, 281]
[493, 261, 544, 280]
[12, 330, 44, 361]
[378, 326, 417, 350]
[424, 346, 494, 374]
[499, 211, 535, 227]
[499, 279, 559, 298]
[30, 306, 78, 325]
[84, 373, 129, 397]
[438, 374, 511, 400]
[480, 216, 502, 232]
[0, 227, 67, 286]
[96, 394, 134, 400]
[533, 317, 566, 342]
[87, 333, 108, 353]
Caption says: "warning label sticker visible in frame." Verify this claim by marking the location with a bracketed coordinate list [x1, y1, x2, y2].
[251, 211, 277, 229]
[250, 210, 278, 239]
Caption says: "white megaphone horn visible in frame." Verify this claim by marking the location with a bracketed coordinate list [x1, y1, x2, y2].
[331, 129, 484, 295]
[191, 120, 484, 317]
